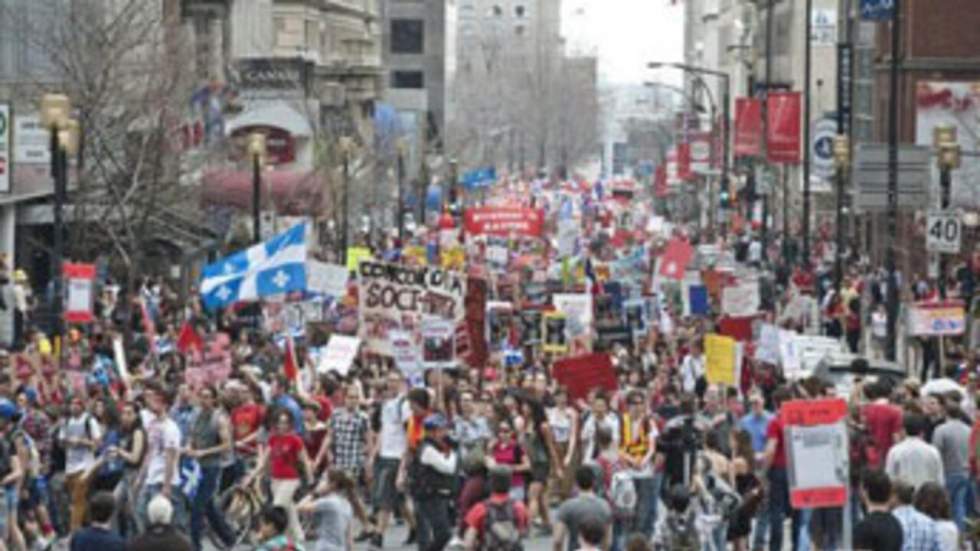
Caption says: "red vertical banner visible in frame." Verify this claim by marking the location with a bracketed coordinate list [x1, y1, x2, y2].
[654, 164, 668, 197]
[767, 92, 802, 164]
[63, 263, 96, 324]
[676, 142, 692, 181]
[734, 97, 763, 157]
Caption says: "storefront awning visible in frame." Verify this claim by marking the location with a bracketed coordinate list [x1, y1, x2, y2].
[201, 169, 325, 216]
[224, 101, 313, 137]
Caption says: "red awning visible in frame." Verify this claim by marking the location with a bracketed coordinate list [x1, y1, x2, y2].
[201, 169, 325, 216]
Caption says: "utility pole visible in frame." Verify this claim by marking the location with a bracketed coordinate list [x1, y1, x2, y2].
[763, 0, 775, 262]
[802, 0, 814, 267]
[885, 0, 902, 361]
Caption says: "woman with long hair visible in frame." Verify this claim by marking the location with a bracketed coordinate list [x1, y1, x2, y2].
[519, 398, 560, 535]
[914, 482, 959, 551]
[486, 419, 530, 501]
[727, 429, 762, 551]
[296, 469, 357, 550]
[89, 398, 122, 493]
[547, 387, 579, 501]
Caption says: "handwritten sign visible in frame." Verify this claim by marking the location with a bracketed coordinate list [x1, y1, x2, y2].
[319, 335, 361, 375]
[185, 333, 232, 387]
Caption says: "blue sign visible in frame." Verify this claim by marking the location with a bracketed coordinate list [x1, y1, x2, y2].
[860, 0, 894, 21]
[461, 166, 497, 190]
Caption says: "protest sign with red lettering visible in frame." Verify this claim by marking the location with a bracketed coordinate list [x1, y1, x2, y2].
[780, 398, 849, 509]
[64, 263, 96, 323]
[463, 206, 545, 237]
[553, 353, 617, 401]
[185, 332, 233, 387]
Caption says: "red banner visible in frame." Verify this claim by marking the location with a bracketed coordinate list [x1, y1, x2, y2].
[463, 206, 545, 237]
[734, 97, 763, 157]
[780, 398, 848, 426]
[767, 92, 802, 164]
[553, 353, 618, 401]
[676, 142, 692, 181]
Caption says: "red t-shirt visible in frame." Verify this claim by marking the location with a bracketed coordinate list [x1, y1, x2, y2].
[862, 402, 903, 469]
[231, 403, 265, 456]
[268, 433, 304, 480]
[766, 416, 787, 469]
[313, 395, 333, 422]
[463, 494, 529, 539]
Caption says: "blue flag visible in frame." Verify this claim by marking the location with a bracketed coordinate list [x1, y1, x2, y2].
[200, 223, 307, 310]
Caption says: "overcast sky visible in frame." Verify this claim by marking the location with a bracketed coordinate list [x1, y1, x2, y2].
[563, 0, 685, 86]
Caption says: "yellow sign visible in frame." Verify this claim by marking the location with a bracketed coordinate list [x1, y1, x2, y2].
[404, 246, 427, 266]
[704, 333, 737, 385]
[346, 247, 372, 272]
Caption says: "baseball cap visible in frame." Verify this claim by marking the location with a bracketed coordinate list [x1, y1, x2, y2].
[0, 399, 20, 421]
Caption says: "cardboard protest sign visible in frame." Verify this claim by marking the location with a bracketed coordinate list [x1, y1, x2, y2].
[318, 335, 361, 375]
[185, 333, 233, 387]
[722, 280, 761, 317]
[421, 317, 455, 369]
[486, 302, 514, 352]
[705, 333, 737, 385]
[390, 330, 421, 377]
[358, 261, 465, 356]
[542, 312, 569, 354]
[553, 353, 618, 401]
[64, 263, 96, 323]
[519, 310, 543, 346]
[307, 260, 349, 297]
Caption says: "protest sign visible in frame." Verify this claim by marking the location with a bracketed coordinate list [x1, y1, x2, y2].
[542, 312, 569, 354]
[459, 277, 488, 368]
[440, 246, 465, 270]
[318, 335, 361, 375]
[683, 283, 710, 316]
[557, 218, 579, 258]
[463, 206, 545, 237]
[421, 317, 455, 369]
[553, 353, 618, 401]
[755, 323, 782, 365]
[906, 300, 966, 336]
[780, 398, 849, 509]
[705, 333, 737, 385]
[623, 299, 647, 337]
[521, 281, 549, 309]
[519, 310, 543, 345]
[552, 294, 593, 338]
[390, 330, 421, 377]
[358, 261, 465, 355]
[486, 244, 509, 269]
[306, 260, 349, 297]
[594, 325, 632, 352]
[721, 280, 760, 317]
[64, 263, 96, 323]
[486, 301, 514, 352]
[185, 333, 233, 387]
[346, 246, 372, 272]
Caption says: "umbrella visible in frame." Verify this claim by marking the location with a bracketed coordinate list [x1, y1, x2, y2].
[921, 378, 969, 405]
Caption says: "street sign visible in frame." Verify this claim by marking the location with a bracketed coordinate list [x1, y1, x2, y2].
[852, 144, 930, 211]
[860, 0, 894, 21]
[811, 118, 837, 181]
[926, 211, 961, 254]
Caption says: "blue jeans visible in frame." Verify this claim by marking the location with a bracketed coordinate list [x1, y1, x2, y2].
[767, 467, 803, 551]
[946, 472, 970, 531]
[190, 466, 235, 551]
[633, 476, 657, 537]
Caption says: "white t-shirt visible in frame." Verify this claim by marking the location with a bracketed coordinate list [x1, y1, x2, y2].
[59, 414, 102, 475]
[681, 354, 704, 393]
[581, 412, 620, 461]
[143, 412, 182, 486]
[378, 396, 411, 460]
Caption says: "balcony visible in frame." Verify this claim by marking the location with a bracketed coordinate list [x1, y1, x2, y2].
[318, 0, 379, 20]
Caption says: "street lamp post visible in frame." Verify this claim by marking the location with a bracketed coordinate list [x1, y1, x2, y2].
[833, 135, 850, 294]
[448, 158, 458, 215]
[934, 125, 960, 299]
[339, 136, 353, 266]
[396, 139, 406, 240]
[648, 62, 730, 238]
[246, 132, 266, 244]
[40, 94, 74, 356]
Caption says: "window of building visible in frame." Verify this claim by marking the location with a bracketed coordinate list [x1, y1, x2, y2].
[390, 19, 424, 54]
[515, 5, 526, 17]
[391, 70, 424, 89]
[492, 5, 503, 16]
[515, 25, 525, 36]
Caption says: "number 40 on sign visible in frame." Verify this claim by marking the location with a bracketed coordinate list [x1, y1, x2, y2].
[926, 211, 961, 254]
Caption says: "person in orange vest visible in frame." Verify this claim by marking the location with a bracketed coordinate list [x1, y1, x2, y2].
[618, 390, 659, 538]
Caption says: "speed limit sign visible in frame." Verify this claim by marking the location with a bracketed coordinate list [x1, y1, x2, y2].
[926, 211, 961, 254]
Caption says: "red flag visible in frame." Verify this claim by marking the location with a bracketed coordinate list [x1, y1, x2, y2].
[283, 336, 299, 381]
[654, 164, 668, 197]
[176, 321, 204, 354]
[658, 237, 694, 280]
[767, 91, 802, 164]
[676, 142, 692, 181]
[734, 97, 763, 157]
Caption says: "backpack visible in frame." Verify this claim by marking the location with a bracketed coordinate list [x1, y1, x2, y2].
[609, 470, 638, 518]
[481, 499, 523, 551]
[658, 509, 700, 551]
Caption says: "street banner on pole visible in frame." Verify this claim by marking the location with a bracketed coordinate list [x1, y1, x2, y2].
[767, 92, 803, 164]
[64, 263, 96, 323]
[906, 300, 966, 337]
[734, 97, 763, 157]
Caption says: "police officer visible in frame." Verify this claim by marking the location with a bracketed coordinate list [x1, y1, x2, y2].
[412, 413, 458, 551]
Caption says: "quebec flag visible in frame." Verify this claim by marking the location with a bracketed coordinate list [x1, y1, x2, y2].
[200, 223, 308, 310]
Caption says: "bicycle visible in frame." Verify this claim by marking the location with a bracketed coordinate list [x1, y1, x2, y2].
[207, 475, 268, 548]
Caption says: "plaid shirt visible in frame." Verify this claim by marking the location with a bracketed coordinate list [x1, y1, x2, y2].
[893, 505, 942, 551]
[328, 408, 370, 472]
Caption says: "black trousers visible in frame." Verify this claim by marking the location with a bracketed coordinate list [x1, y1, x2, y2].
[415, 494, 452, 551]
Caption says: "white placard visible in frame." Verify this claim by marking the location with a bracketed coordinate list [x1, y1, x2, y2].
[66, 278, 93, 315]
[721, 281, 760, 317]
[557, 219, 579, 258]
[318, 335, 361, 375]
[552, 293, 593, 338]
[390, 330, 420, 376]
[307, 260, 349, 297]
[755, 323, 781, 365]
[787, 423, 848, 490]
